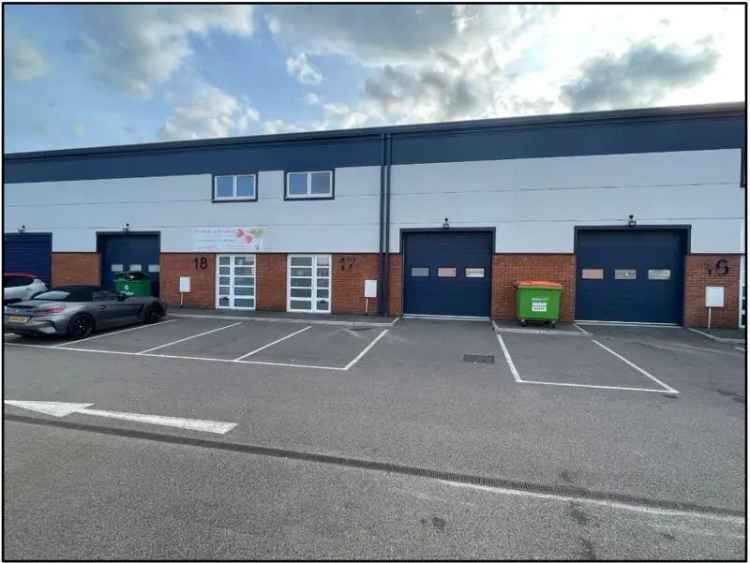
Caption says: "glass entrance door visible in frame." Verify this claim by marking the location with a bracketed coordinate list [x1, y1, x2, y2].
[216, 254, 256, 310]
[287, 255, 331, 313]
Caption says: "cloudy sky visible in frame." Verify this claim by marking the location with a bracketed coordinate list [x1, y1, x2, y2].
[4, 4, 745, 152]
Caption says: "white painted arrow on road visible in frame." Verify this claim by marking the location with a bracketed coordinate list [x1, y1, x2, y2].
[4, 400, 237, 434]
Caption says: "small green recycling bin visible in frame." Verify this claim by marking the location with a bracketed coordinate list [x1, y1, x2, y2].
[514, 280, 563, 327]
[114, 271, 152, 297]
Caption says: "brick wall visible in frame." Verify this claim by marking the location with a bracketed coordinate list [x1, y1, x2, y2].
[51, 253, 101, 286]
[160, 253, 215, 308]
[684, 254, 741, 328]
[256, 254, 287, 311]
[332, 254, 379, 314]
[388, 254, 403, 316]
[491, 254, 576, 321]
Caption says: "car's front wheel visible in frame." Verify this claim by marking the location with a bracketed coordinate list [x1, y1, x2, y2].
[67, 313, 95, 339]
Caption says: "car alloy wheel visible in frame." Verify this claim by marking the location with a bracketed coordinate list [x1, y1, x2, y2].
[69, 315, 94, 339]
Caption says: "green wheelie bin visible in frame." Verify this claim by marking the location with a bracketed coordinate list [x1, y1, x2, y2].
[114, 271, 153, 297]
[513, 280, 562, 328]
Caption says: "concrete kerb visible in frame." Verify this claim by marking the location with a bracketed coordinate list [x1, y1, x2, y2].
[169, 312, 397, 328]
[491, 320, 583, 337]
[686, 327, 746, 344]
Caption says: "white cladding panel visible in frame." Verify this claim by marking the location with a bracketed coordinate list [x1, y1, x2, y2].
[4, 167, 381, 252]
[389, 149, 743, 253]
[4, 149, 743, 254]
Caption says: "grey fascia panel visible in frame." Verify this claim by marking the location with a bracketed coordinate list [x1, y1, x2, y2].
[4, 102, 745, 184]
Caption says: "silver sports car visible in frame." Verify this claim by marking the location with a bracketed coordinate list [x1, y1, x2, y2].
[3, 285, 167, 339]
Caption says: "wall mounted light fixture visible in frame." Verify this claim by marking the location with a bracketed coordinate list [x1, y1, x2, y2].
[627, 214, 637, 228]
[17, 225, 26, 233]
[442, 217, 450, 229]
[123, 223, 130, 232]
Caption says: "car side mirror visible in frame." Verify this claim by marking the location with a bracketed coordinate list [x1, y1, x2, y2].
[117, 293, 128, 301]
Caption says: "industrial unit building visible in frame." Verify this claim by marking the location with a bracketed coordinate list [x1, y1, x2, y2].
[4, 102, 746, 328]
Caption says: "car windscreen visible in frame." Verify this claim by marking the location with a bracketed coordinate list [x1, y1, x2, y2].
[32, 288, 93, 302]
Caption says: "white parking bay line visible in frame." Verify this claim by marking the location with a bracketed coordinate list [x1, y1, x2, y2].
[6, 341, 346, 370]
[233, 325, 312, 361]
[344, 329, 389, 370]
[573, 323, 590, 336]
[495, 332, 677, 394]
[52, 319, 178, 347]
[591, 339, 679, 394]
[135, 322, 244, 354]
[496, 334, 521, 383]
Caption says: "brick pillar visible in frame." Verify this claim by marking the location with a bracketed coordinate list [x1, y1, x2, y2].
[331, 254, 379, 314]
[388, 254, 403, 316]
[256, 253, 287, 311]
[51, 253, 101, 286]
[684, 254, 741, 328]
[160, 253, 215, 308]
[491, 254, 576, 321]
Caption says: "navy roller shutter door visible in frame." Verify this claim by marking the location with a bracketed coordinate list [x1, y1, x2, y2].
[3, 233, 52, 285]
[100, 234, 160, 296]
[403, 231, 492, 316]
[575, 229, 686, 323]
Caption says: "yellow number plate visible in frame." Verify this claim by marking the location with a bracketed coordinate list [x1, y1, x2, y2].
[7, 315, 29, 323]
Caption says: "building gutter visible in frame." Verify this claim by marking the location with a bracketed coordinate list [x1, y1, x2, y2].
[383, 134, 393, 317]
[378, 134, 386, 315]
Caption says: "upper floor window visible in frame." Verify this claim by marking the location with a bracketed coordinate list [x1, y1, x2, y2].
[213, 174, 257, 202]
[285, 171, 334, 199]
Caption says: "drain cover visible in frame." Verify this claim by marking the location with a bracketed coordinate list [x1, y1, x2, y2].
[349, 326, 373, 332]
[462, 354, 495, 364]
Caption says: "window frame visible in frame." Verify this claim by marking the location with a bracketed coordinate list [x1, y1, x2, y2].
[284, 170, 335, 200]
[212, 174, 258, 203]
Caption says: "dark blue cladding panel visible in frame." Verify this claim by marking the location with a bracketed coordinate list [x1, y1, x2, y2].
[4, 106, 745, 183]
[3, 233, 52, 285]
[6, 137, 383, 183]
[575, 229, 687, 323]
[404, 231, 493, 316]
[391, 115, 745, 165]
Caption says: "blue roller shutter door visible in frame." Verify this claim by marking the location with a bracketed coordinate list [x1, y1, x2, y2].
[100, 234, 160, 296]
[575, 229, 686, 323]
[3, 233, 52, 285]
[403, 231, 492, 316]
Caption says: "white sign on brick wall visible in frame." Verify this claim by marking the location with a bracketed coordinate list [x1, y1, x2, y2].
[191, 227, 265, 252]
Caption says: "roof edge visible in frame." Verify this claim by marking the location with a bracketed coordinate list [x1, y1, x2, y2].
[5, 102, 745, 161]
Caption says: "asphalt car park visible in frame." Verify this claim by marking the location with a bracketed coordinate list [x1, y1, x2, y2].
[3, 313, 746, 559]
[4, 315, 390, 370]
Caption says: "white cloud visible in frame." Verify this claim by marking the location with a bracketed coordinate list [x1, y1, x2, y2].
[304, 92, 320, 105]
[6, 34, 48, 81]
[160, 83, 260, 141]
[265, 5, 555, 66]
[261, 4, 742, 131]
[560, 40, 720, 111]
[67, 5, 255, 96]
[263, 119, 304, 135]
[286, 53, 322, 85]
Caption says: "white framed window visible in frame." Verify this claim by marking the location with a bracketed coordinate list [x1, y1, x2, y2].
[213, 174, 257, 201]
[216, 254, 256, 310]
[287, 255, 331, 313]
[285, 171, 333, 199]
